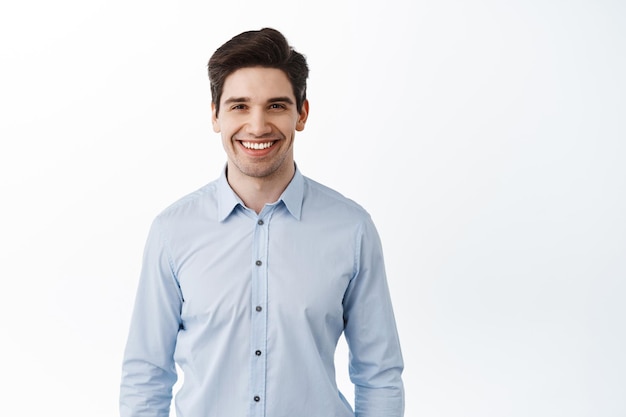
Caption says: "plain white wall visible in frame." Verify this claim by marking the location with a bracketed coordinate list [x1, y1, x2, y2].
[1, 1, 625, 416]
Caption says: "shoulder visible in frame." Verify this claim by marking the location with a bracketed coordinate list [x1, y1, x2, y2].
[155, 179, 219, 224]
[302, 175, 371, 222]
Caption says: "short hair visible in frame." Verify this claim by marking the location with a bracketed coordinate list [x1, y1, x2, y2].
[208, 28, 309, 117]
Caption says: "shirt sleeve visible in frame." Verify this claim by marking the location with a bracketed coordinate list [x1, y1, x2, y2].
[343, 216, 405, 417]
[120, 216, 183, 417]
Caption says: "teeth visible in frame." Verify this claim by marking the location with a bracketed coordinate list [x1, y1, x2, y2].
[242, 141, 274, 150]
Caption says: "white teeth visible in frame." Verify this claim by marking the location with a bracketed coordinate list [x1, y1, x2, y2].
[242, 141, 274, 150]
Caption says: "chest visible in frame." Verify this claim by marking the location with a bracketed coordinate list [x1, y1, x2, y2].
[173, 218, 357, 325]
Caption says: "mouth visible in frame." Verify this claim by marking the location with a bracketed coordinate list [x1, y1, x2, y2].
[240, 141, 276, 150]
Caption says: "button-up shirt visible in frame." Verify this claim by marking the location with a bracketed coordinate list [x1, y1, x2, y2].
[120, 167, 404, 417]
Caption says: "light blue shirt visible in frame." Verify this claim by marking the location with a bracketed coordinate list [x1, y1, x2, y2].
[120, 167, 404, 417]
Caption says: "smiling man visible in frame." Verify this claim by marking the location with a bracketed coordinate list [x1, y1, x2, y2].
[120, 28, 404, 417]
[214, 66, 308, 212]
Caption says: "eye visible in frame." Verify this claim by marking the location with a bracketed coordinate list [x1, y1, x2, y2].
[231, 104, 247, 110]
[269, 103, 286, 110]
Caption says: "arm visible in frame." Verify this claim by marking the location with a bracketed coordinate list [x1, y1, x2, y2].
[343, 217, 405, 417]
[120, 217, 183, 417]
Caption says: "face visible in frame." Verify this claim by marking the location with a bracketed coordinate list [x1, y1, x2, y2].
[212, 67, 309, 183]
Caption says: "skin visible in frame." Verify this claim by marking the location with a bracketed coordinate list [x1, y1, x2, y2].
[212, 67, 309, 213]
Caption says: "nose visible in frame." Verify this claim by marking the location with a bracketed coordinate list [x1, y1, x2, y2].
[245, 109, 272, 137]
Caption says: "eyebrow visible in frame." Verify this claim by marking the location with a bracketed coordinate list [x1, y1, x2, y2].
[267, 96, 294, 105]
[223, 96, 295, 105]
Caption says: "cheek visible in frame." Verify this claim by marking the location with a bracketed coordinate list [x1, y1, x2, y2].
[215, 119, 234, 136]
[277, 118, 299, 133]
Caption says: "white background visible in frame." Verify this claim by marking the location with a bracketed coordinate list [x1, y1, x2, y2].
[1, 1, 625, 416]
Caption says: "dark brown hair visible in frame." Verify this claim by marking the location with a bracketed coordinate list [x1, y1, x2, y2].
[208, 28, 309, 117]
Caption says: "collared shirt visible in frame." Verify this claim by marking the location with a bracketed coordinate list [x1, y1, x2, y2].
[120, 167, 404, 417]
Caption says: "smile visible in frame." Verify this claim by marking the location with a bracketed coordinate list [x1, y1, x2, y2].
[241, 141, 275, 150]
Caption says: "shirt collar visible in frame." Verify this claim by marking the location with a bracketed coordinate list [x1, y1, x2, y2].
[280, 167, 304, 221]
[217, 167, 242, 222]
[216, 165, 304, 222]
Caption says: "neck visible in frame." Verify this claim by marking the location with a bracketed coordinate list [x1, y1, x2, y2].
[226, 163, 295, 214]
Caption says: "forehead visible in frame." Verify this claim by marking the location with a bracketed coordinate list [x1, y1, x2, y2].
[221, 67, 295, 102]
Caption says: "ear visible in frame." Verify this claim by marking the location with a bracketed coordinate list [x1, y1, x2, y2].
[296, 99, 309, 132]
[211, 102, 221, 133]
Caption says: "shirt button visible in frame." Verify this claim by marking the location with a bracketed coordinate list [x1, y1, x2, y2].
[255, 260, 262, 266]
[257, 219, 264, 225]
[254, 396, 260, 402]
[255, 350, 262, 356]
[256, 306, 262, 312]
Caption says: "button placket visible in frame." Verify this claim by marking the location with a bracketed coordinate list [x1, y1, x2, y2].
[250, 213, 269, 415]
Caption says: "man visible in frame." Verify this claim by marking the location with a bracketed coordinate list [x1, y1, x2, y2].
[120, 27, 404, 417]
